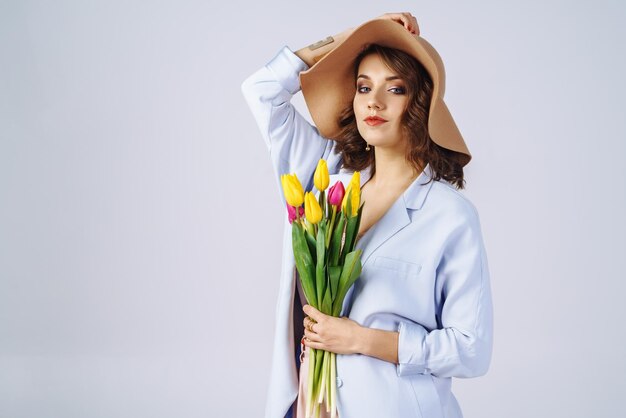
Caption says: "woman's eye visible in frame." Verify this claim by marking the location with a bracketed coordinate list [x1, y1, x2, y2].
[389, 86, 406, 94]
[357, 85, 405, 94]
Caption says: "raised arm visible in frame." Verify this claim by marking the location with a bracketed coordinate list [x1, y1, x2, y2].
[240, 28, 353, 205]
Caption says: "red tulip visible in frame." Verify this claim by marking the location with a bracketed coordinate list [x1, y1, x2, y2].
[287, 203, 304, 224]
[327, 181, 345, 207]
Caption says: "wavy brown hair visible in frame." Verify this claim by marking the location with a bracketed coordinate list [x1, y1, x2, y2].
[332, 44, 467, 189]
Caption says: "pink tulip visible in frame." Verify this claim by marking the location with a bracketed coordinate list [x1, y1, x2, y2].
[287, 203, 304, 224]
[327, 181, 345, 206]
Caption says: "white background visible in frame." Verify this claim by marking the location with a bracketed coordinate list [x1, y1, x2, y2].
[1, 0, 625, 417]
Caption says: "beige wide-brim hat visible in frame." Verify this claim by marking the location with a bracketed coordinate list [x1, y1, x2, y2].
[300, 18, 472, 167]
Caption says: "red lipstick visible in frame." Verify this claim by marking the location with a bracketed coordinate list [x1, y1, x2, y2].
[364, 116, 387, 126]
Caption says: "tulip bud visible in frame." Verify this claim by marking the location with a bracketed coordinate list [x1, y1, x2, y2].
[342, 171, 361, 217]
[304, 191, 323, 224]
[313, 159, 329, 191]
[287, 203, 304, 224]
[327, 181, 345, 206]
[281, 173, 304, 207]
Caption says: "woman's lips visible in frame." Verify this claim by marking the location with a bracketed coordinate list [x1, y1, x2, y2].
[364, 117, 387, 126]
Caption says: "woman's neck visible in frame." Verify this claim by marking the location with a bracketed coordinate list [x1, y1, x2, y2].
[368, 147, 422, 189]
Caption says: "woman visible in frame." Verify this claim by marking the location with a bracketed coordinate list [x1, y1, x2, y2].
[241, 12, 493, 418]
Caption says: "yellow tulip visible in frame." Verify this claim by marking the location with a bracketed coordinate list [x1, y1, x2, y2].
[281, 173, 304, 207]
[314, 159, 329, 191]
[304, 191, 323, 224]
[342, 171, 361, 217]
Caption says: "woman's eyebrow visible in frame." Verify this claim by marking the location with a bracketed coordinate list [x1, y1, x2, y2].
[357, 74, 402, 81]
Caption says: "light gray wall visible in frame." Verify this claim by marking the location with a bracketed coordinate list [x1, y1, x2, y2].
[1, 0, 624, 417]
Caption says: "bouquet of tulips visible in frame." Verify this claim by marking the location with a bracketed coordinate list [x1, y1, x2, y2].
[281, 159, 364, 418]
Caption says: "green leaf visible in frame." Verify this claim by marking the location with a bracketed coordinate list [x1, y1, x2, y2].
[328, 213, 345, 267]
[321, 285, 333, 314]
[292, 222, 318, 308]
[315, 221, 327, 312]
[332, 249, 363, 316]
[346, 202, 365, 252]
[341, 215, 358, 265]
[328, 265, 342, 301]
[305, 229, 317, 265]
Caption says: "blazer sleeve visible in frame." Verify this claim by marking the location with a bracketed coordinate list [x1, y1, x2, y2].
[396, 204, 494, 379]
[240, 46, 339, 206]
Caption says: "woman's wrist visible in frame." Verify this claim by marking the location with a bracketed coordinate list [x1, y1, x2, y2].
[356, 326, 400, 365]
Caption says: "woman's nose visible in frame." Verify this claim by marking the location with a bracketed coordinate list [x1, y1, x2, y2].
[367, 99, 382, 110]
[367, 90, 384, 110]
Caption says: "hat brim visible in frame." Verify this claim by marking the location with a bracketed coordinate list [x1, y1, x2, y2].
[299, 18, 471, 166]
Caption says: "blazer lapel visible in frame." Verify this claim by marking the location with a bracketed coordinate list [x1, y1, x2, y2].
[331, 164, 435, 267]
[354, 163, 435, 267]
[356, 197, 411, 267]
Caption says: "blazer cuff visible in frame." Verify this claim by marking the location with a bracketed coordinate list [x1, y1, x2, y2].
[266, 45, 309, 95]
[396, 320, 429, 377]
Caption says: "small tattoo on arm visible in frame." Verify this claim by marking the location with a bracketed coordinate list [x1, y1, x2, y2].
[308, 36, 334, 51]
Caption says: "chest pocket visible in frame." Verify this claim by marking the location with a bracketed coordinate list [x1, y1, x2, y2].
[373, 256, 422, 278]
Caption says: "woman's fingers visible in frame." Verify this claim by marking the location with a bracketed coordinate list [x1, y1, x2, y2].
[410, 15, 420, 35]
[302, 304, 324, 323]
[378, 12, 419, 34]
[303, 316, 322, 344]
[303, 316, 317, 332]
[304, 327, 322, 343]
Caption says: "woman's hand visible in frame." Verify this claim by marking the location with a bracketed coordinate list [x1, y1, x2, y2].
[377, 12, 420, 35]
[302, 305, 364, 355]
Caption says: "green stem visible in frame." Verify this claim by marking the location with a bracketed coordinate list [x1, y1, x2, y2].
[326, 205, 336, 248]
[325, 353, 335, 413]
[317, 350, 328, 404]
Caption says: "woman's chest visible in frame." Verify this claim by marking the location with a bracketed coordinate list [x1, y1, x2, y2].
[358, 185, 405, 239]
[348, 223, 445, 327]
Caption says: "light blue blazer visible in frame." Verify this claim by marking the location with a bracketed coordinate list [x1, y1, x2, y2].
[241, 46, 494, 418]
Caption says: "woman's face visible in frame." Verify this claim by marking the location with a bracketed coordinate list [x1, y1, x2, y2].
[353, 53, 409, 152]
